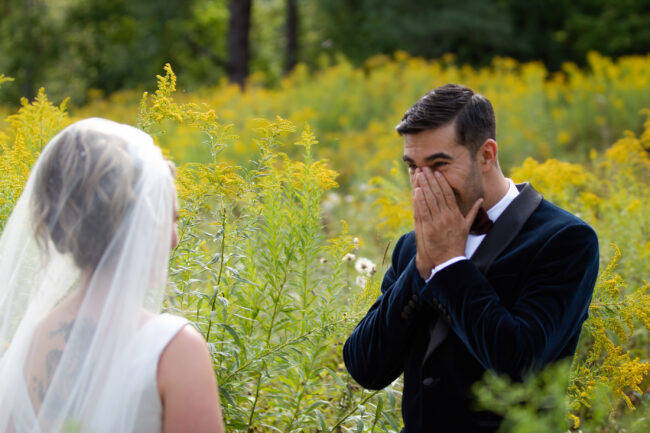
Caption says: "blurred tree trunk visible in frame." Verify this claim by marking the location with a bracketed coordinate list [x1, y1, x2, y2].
[19, 0, 38, 100]
[22, 67, 34, 101]
[284, 0, 298, 74]
[227, 0, 252, 88]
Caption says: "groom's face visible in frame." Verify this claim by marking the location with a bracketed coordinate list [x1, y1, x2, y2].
[403, 122, 484, 216]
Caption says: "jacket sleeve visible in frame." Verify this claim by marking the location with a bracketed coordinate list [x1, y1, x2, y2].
[343, 233, 427, 390]
[421, 223, 599, 379]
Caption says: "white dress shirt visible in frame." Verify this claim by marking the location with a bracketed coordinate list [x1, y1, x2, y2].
[426, 178, 520, 282]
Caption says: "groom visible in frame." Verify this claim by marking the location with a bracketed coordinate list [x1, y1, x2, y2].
[343, 84, 599, 432]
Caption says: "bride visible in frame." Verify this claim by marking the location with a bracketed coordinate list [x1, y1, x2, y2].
[0, 118, 225, 432]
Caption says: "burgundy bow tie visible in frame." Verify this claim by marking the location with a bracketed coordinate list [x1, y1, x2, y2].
[470, 207, 493, 235]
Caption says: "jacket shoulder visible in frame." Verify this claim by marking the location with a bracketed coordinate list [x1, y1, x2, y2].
[527, 199, 599, 250]
[533, 199, 596, 231]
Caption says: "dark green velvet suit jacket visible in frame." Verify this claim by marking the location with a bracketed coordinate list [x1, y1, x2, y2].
[343, 196, 599, 432]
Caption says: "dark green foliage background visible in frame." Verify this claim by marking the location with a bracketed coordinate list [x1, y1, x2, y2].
[1, 0, 649, 104]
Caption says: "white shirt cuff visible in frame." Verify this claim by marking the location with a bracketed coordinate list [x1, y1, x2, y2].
[425, 256, 468, 283]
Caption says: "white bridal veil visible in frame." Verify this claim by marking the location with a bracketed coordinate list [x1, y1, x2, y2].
[0, 118, 176, 433]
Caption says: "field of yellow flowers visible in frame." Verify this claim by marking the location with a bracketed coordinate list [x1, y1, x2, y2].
[1, 53, 649, 432]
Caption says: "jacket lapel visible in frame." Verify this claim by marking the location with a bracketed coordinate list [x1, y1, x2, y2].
[471, 183, 543, 273]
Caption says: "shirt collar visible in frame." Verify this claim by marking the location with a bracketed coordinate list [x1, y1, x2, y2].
[486, 178, 519, 222]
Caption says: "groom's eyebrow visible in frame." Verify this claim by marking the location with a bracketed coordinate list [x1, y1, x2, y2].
[402, 153, 453, 163]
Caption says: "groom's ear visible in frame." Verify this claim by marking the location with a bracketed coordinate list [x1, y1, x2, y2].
[476, 139, 498, 172]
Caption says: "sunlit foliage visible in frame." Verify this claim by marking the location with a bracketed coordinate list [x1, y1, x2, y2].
[0, 58, 648, 431]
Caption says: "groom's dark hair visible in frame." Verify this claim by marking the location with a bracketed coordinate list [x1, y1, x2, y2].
[395, 83, 496, 155]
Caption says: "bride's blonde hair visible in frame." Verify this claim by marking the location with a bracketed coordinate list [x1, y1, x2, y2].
[31, 127, 140, 270]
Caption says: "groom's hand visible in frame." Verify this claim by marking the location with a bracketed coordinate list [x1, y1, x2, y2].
[413, 167, 482, 280]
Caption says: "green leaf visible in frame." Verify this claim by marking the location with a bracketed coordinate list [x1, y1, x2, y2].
[324, 367, 351, 400]
[355, 417, 364, 433]
[219, 387, 236, 407]
[315, 409, 328, 433]
[373, 396, 384, 423]
[217, 323, 242, 347]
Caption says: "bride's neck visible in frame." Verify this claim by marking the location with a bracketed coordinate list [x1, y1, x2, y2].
[66, 268, 111, 315]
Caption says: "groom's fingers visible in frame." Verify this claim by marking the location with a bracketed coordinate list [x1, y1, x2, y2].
[413, 189, 425, 246]
[413, 187, 435, 278]
[433, 171, 458, 211]
[413, 171, 433, 216]
[413, 187, 431, 221]
[418, 169, 441, 213]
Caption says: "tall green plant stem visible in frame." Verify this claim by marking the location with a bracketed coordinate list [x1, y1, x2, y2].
[206, 207, 228, 342]
[330, 390, 381, 431]
[223, 318, 346, 383]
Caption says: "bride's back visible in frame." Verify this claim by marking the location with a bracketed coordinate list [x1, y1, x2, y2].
[0, 119, 181, 433]
[25, 293, 84, 415]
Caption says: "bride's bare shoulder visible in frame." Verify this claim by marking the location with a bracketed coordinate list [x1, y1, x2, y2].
[156, 323, 225, 432]
[158, 324, 210, 377]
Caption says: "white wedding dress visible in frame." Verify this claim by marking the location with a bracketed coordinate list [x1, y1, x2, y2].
[108, 314, 189, 433]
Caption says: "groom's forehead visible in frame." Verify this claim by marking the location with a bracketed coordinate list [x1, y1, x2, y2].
[402, 127, 467, 163]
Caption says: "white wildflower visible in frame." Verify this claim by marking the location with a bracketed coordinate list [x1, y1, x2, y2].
[319, 257, 328, 264]
[355, 275, 367, 288]
[355, 257, 375, 275]
[342, 253, 356, 262]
